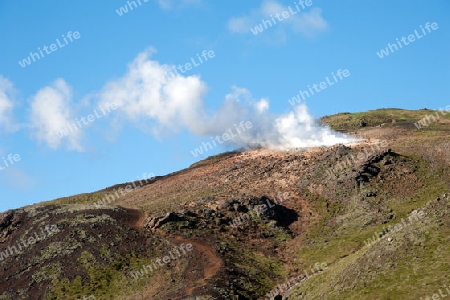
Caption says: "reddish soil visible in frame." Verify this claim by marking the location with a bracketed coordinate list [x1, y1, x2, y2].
[172, 234, 222, 298]
[134, 212, 223, 299]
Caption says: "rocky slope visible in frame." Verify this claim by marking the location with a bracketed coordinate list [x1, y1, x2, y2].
[0, 108, 449, 299]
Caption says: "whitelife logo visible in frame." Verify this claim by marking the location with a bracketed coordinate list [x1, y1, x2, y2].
[288, 69, 350, 106]
[115, 0, 149, 16]
[0, 225, 59, 262]
[376, 22, 439, 59]
[18, 31, 81, 68]
[93, 172, 155, 208]
[363, 209, 425, 247]
[266, 262, 328, 298]
[414, 106, 450, 130]
[421, 284, 450, 300]
[326, 141, 388, 178]
[156, 50, 215, 86]
[130, 243, 193, 279]
[190, 121, 253, 158]
[0, 154, 21, 171]
[56, 102, 118, 139]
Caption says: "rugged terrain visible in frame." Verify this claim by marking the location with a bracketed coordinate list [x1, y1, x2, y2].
[1, 108, 449, 299]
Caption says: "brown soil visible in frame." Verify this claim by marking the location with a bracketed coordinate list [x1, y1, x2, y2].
[130, 213, 222, 299]
[172, 234, 222, 298]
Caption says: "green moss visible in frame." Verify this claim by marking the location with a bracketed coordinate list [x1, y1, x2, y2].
[32, 263, 62, 284]
[321, 109, 443, 131]
[45, 252, 167, 299]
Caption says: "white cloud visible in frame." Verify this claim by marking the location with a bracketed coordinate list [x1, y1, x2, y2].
[255, 98, 269, 113]
[0, 75, 17, 132]
[98, 48, 208, 137]
[228, 0, 327, 39]
[29, 79, 84, 151]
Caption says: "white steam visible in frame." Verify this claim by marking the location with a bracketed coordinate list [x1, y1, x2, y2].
[98, 48, 353, 150]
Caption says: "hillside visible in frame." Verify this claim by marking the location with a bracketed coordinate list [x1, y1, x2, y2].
[1, 108, 449, 299]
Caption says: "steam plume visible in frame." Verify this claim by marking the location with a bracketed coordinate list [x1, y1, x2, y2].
[98, 48, 354, 150]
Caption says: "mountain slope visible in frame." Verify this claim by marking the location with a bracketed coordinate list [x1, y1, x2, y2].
[0, 108, 449, 299]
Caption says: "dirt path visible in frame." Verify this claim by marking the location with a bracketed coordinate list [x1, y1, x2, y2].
[170, 233, 222, 297]
[134, 211, 222, 298]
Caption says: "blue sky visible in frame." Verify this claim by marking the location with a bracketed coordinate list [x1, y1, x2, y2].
[0, 0, 449, 212]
